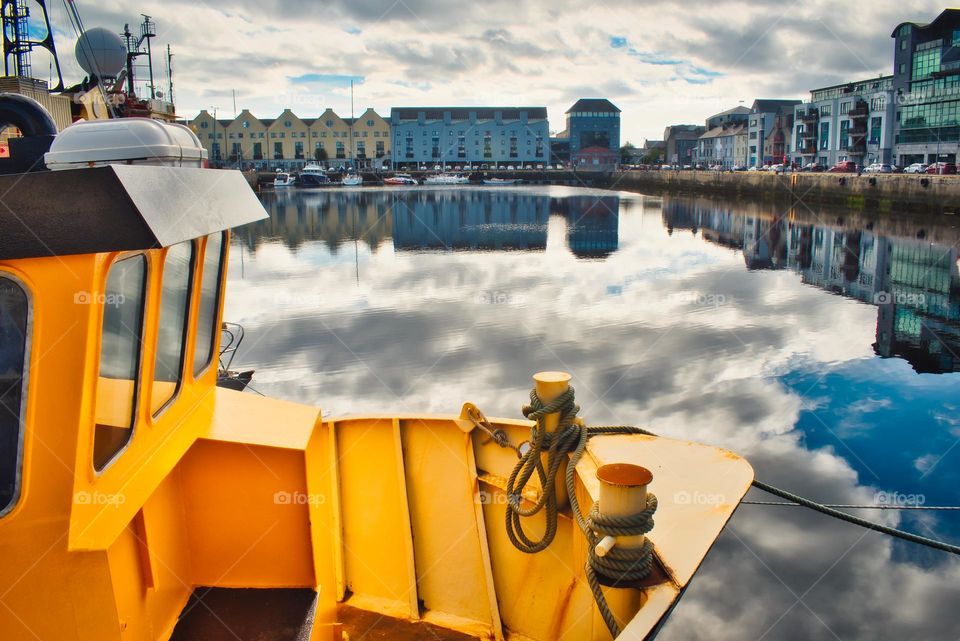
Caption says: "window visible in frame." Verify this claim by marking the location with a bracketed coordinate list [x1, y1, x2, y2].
[840, 101, 852, 113]
[820, 122, 830, 150]
[326, 120, 333, 127]
[870, 97, 885, 111]
[284, 120, 292, 128]
[820, 104, 832, 117]
[900, 39, 907, 51]
[94, 255, 147, 472]
[152, 243, 193, 416]
[193, 233, 225, 377]
[356, 141, 366, 159]
[870, 116, 882, 144]
[336, 141, 345, 159]
[253, 142, 263, 160]
[274, 142, 283, 159]
[295, 141, 304, 159]
[911, 48, 940, 82]
[200, 121, 208, 129]
[899, 63, 907, 74]
[376, 140, 385, 157]
[366, 119, 374, 127]
[0, 276, 29, 516]
[242, 120, 250, 128]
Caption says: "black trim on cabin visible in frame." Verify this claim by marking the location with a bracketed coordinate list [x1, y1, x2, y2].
[0, 165, 268, 261]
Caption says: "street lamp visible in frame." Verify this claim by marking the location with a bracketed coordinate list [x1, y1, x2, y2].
[210, 106, 220, 167]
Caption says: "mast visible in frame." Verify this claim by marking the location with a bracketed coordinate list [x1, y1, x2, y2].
[165, 44, 174, 104]
[349, 79, 354, 164]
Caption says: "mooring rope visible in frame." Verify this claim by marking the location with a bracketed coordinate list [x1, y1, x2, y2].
[505, 386, 656, 637]
[500, 385, 960, 638]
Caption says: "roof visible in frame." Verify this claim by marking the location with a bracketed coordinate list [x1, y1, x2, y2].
[566, 98, 620, 114]
[0, 166, 267, 260]
[699, 124, 747, 139]
[809, 75, 894, 94]
[391, 107, 548, 121]
[891, 9, 960, 37]
[751, 99, 802, 114]
[708, 106, 750, 119]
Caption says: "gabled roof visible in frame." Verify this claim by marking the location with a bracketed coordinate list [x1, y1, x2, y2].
[566, 98, 620, 114]
[891, 9, 960, 37]
[709, 106, 750, 119]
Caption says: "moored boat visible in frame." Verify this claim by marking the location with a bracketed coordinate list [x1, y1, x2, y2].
[298, 163, 332, 187]
[274, 171, 295, 187]
[0, 101, 757, 641]
[341, 172, 363, 186]
[383, 172, 418, 185]
[483, 177, 522, 185]
[424, 172, 470, 185]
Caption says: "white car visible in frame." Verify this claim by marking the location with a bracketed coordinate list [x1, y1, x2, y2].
[506, 165, 515, 170]
[904, 163, 927, 174]
[748, 166, 759, 172]
[767, 164, 783, 172]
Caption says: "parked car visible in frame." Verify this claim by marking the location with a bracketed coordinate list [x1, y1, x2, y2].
[506, 165, 516, 170]
[926, 162, 957, 175]
[747, 166, 759, 172]
[802, 162, 825, 172]
[904, 163, 927, 174]
[828, 161, 858, 173]
[767, 164, 783, 172]
[732, 165, 747, 171]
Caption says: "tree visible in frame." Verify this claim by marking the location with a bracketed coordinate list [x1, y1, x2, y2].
[620, 142, 638, 164]
[314, 147, 328, 162]
[643, 148, 664, 165]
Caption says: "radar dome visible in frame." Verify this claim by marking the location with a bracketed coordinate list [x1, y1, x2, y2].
[75, 28, 126, 79]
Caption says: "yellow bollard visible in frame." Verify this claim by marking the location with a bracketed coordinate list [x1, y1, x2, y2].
[533, 371, 573, 507]
[594, 463, 652, 638]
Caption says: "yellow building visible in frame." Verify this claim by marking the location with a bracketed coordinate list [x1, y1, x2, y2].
[189, 107, 391, 170]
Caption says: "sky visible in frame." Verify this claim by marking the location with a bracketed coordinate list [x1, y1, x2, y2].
[40, 1, 948, 144]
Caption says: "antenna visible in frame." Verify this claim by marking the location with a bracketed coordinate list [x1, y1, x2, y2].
[123, 15, 157, 100]
[232, 88, 237, 118]
[165, 44, 174, 105]
[1, 0, 64, 90]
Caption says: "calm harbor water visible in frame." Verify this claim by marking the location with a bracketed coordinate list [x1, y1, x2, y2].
[225, 186, 960, 640]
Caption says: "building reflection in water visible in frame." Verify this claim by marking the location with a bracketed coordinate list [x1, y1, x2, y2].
[664, 198, 960, 374]
[240, 188, 620, 257]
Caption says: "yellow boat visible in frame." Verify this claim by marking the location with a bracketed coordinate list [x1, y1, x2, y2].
[0, 101, 754, 641]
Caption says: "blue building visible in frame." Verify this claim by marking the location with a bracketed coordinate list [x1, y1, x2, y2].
[389, 107, 549, 168]
[563, 98, 621, 158]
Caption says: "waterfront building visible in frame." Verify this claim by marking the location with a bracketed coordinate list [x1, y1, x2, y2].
[188, 107, 390, 170]
[694, 123, 747, 169]
[792, 76, 896, 168]
[747, 99, 801, 167]
[663, 125, 705, 165]
[564, 98, 621, 159]
[705, 106, 750, 129]
[389, 107, 549, 168]
[733, 127, 749, 168]
[891, 9, 960, 165]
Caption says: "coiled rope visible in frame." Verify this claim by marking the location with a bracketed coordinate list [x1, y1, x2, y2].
[501, 384, 960, 638]
[505, 386, 656, 637]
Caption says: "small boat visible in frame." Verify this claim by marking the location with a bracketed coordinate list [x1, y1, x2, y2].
[341, 173, 363, 186]
[274, 171, 295, 187]
[483, 177, 522, 186]
[424, 172, 470, 185]
[298, 163, 332, 187]
[383, 173, 418, 186]
[0, 100, 755, 641]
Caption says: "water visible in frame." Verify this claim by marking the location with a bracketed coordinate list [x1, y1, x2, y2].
[225, 186, 960, 640]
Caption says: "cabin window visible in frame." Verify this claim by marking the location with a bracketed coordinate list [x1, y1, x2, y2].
[0, 276, 29, 516]
[151, 242, 194, 416]
[193, 232, 226, 377]
[94, 255, 147, 472]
